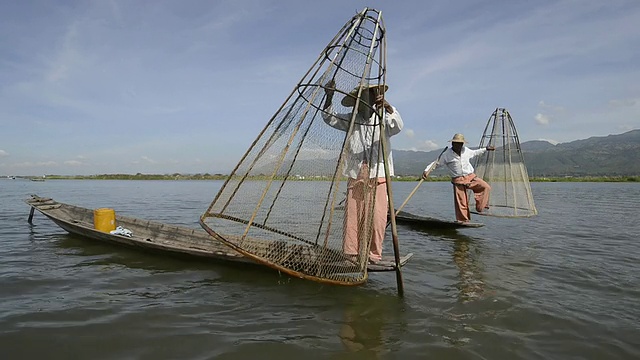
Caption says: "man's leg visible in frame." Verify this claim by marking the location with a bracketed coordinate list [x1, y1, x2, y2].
[453, 184, 470, 222]
[470, 177, 491, 212]
[343, 179, 363, 256]
[368, 179, 388, 262]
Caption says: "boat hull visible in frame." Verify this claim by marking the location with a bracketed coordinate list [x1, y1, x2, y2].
[26, 195, 411, 273]
[394, 210, 484, 228]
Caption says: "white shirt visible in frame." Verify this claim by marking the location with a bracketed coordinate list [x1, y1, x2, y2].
[436, 146, 486, 178]
[323, 106, 403, 178]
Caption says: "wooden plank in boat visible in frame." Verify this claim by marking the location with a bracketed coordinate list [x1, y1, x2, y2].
[367, 253, 413, 272]
[37, 204, 61, 210]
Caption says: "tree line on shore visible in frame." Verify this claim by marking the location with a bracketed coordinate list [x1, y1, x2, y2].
[37, 173, 639, 182]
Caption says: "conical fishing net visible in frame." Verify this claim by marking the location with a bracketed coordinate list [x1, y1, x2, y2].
[200, 8, 397, 285]
[473, 108, 537, 217]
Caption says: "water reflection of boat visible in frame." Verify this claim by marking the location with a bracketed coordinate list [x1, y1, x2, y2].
[451, 235, 485, 303]
[409, 226, 485, 302]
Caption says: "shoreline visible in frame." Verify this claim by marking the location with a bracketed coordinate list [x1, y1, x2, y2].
[8, 174, 639, 182]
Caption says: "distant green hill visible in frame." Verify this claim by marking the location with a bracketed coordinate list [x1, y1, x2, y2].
[393, 129, 640, 177]
[62, 130, 634, 180]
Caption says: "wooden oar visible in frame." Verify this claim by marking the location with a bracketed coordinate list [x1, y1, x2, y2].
[394, 146, 448, 216]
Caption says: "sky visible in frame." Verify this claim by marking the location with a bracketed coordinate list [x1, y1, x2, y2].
[1, 0, 639, 176]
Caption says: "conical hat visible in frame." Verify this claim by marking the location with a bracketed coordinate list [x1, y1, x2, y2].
[341, 84, 389, 107]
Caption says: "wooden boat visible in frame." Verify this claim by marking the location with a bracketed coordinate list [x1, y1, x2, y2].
[394, 210, 484, 229]
[26, 195, 412, 273]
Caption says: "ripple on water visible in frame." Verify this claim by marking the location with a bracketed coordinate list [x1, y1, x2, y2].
[1, 181, 640, 359]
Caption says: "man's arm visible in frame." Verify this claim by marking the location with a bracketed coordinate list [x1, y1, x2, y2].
[321, 79, 351, 131]
[373, 94, 403, 135]
[323, 80, 335, 110]
[422, 160, 438, 179]
[384, 106, 403, 136]
[469, 146, 494, 158]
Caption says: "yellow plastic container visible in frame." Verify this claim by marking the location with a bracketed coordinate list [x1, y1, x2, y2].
[94, 208, 116, 232]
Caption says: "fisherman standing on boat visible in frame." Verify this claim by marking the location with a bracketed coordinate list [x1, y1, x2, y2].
[322, 80, 403, 264]
[423, 134, 494, 223]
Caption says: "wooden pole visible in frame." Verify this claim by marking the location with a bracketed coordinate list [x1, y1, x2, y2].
[395, 179, 424, 216]
[379, 126, 404, 297]
[28, 207, 35, 224]
[373, 11, 405, 297]
[394, 146, 448, 216]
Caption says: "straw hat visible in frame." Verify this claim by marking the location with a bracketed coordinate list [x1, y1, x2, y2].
[449, 133, 467, 143]
[341, 84, 389, 107]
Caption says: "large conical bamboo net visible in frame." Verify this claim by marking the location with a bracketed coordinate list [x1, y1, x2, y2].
[473, 108, 538, 217]
[200, 8, 396, 285]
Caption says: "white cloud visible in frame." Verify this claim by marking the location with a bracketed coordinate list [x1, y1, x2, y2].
[535, 113, 550, 125]
[0, 150, 8, 157]
[404, 128, 415, 138]
[421, 140, 439, 151]
[609, 98, 637, 107]
[140, 156, 158, 164]
[13, 161, 58, 168]
[64, 160, 83, 166]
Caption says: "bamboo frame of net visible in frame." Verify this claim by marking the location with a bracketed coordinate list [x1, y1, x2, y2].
[200, 8, 405, 291]
[473, 108, 538, 217]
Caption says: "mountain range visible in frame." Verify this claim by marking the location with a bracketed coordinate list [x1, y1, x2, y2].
[393, 129, 640, 177]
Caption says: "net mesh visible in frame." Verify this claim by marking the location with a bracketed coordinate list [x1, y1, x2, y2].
[473, 108, 538, 217]
[200, 8, 392, 285]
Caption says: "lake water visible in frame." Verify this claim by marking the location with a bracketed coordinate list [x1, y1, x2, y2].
[1, 179, 639, 359]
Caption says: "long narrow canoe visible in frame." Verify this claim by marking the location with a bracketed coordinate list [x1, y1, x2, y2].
[394, 210, 484, 228]
[26, 195, 412, 272]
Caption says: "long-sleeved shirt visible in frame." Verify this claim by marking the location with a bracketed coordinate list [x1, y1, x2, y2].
[436, 146, 486, 178]
[322, 106, 403, 179]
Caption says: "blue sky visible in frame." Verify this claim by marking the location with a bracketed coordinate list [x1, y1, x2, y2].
[1, 0, 638, 176]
